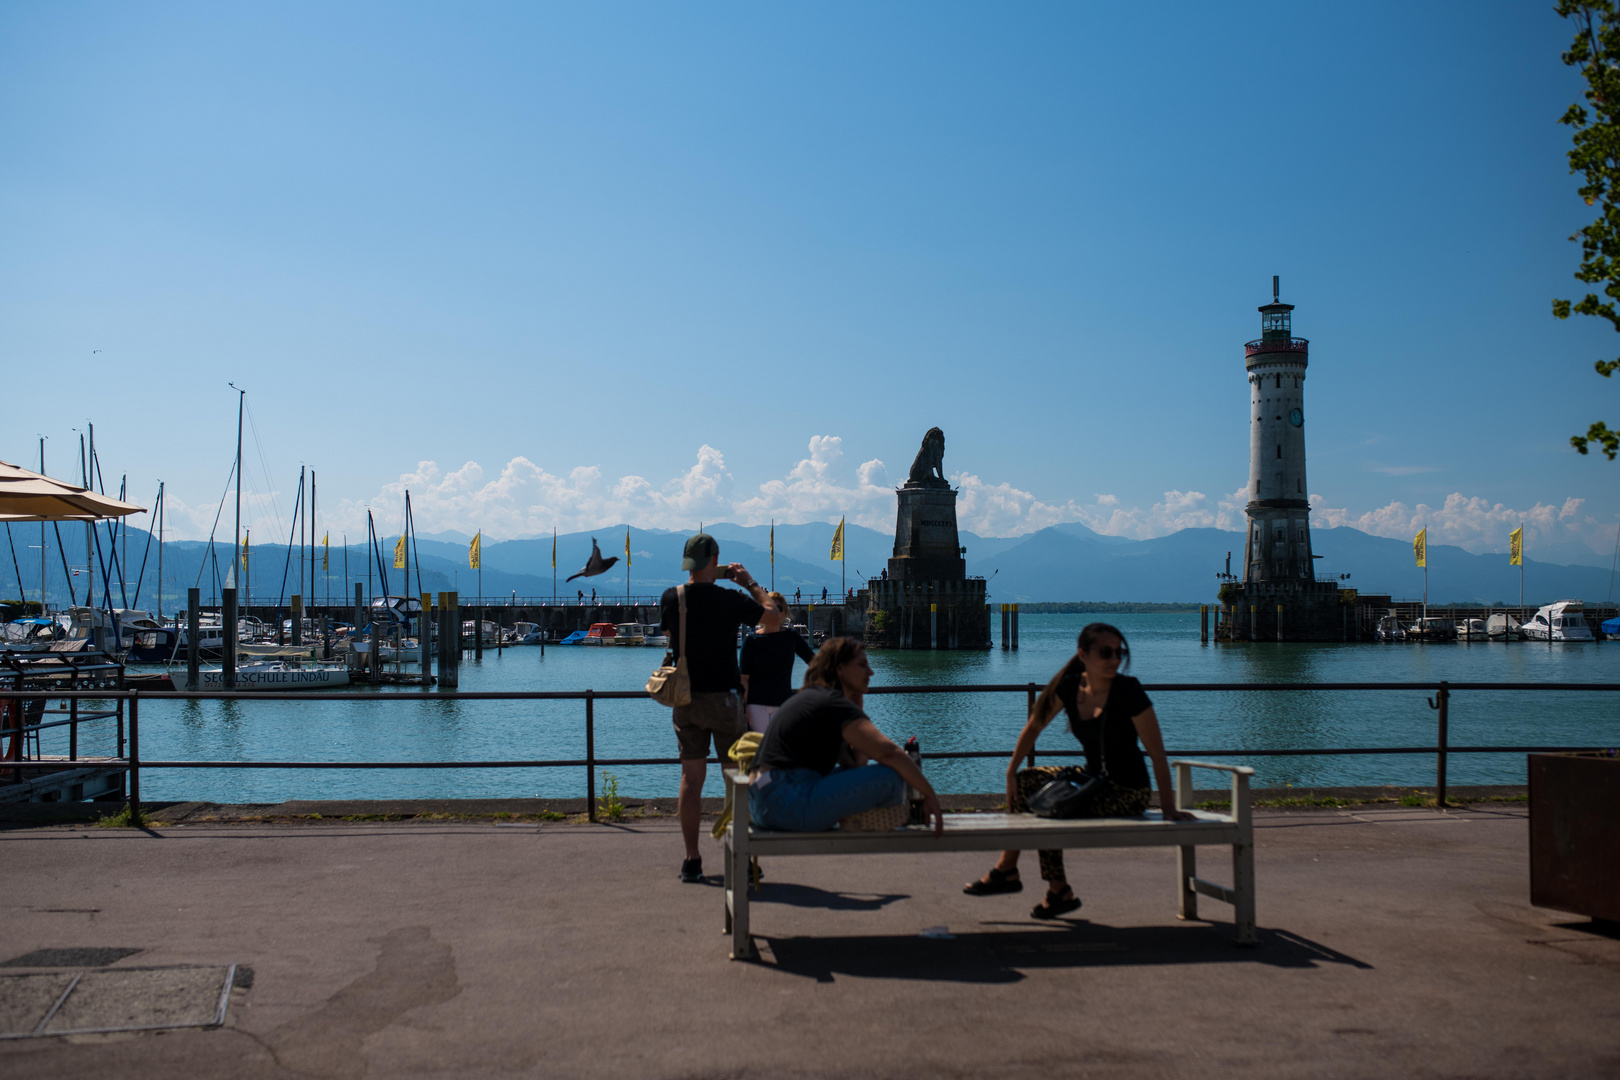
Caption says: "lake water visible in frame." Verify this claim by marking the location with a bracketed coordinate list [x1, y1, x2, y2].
[48, 613, 1620, 802]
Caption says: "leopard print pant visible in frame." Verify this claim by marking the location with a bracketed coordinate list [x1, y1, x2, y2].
[1014, 765, 1151, 884]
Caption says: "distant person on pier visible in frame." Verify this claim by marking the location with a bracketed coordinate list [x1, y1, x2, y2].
[963, 622, 1192, 918]
[748, 637, 943, 835]
[821, 587, 828, 603]
[795, 587, 801, 604]
[577, 590, 584, 605]
[662, 532, 777, 883]
[739, 592, 815, 733]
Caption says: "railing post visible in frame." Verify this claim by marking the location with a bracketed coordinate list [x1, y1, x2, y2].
[1025, 683, 1038, 767]
[128, 689, 140, 820]
[1431, 681, 1450, 808]
[69, 693, 78, 762]
[116, 695, 125, 759]
[585, 690, 597, 822]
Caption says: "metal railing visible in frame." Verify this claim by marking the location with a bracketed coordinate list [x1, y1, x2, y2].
[1244, 336, 1309, 356]
[3, 681, 1616, 822]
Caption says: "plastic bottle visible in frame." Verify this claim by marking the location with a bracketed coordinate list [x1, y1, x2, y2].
[905, 736, 924, 824]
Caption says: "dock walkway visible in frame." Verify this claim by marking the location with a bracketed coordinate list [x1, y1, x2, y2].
[0, 803, 1615, 1079]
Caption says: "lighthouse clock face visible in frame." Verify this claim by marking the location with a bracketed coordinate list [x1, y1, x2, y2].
[1289, 408, 1303, 428]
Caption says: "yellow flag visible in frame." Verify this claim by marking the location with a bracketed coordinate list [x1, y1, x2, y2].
[241, 532, 249, 570]
[1413, 528, 1427, 568]
[393, 534, 407, 569]
[469, 531, 481, 570]
[322, 533, 329, 572]
[625, 529, 631, 569]
[830, 517, 845, 562]
[1509, 526, 1523, 567]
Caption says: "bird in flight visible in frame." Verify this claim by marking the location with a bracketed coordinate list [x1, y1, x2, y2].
[565, 537, 619, 582]
[93, 349, 102, 353]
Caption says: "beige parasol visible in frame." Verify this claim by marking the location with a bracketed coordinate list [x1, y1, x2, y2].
[0, 459, 146, 522]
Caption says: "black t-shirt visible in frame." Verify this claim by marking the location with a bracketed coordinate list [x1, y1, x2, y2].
[660, 583, 765, 693]
[739, 629, 817, 708]
[1056, 673, 1152, 790]
[754, 686, 866, 776]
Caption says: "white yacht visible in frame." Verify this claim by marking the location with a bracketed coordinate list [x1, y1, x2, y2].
[1455, 617, 1488, 640]
[1375, 615, 1406, 641]
[1522, 600, 1595, 642]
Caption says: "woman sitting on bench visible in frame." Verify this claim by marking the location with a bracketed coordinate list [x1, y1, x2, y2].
[749, 637, 944, 836]
[965, 622, 1192, 918]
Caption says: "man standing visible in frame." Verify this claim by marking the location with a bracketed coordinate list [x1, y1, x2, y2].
[662, 532, 778, 882]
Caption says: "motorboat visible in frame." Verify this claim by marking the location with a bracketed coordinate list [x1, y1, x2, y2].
[606, 622, 647, 645]
[558, 630, 590, 645]
[641, 624, 669, 648]
[582, 623, 618, 645]
[1486, 612, 1525, 640]
[1602, 616, 1620, 640]
[1375, 615, 1406, 641]
[1408, 617, 1457, 642]
[1455, 617, 1488, 640]
[185, 660, 351, 690]
[505, 621, 545, 645]
[1, 617, 66, 653]
[1522, 600, 1595, 642]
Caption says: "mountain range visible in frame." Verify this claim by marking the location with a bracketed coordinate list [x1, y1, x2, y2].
[3, 519, 1610, 609]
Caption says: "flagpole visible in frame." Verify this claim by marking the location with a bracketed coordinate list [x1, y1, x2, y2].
[770, 519, 775, 591]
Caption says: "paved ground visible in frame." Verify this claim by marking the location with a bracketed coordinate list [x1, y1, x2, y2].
[2, 803, 1617, 1079]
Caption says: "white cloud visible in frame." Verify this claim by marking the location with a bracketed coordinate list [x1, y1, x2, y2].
[153, 435, 1616, 563]
[1310, 492, 1610, 559]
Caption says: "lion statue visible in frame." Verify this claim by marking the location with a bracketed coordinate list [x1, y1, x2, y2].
[906, 427, 947, 486]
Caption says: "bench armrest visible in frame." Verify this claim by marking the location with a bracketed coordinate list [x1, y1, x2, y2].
[1170, 759, 1253, 817]
[1169, 759, 1256, 777]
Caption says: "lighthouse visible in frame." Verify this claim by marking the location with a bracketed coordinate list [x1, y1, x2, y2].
[1219, 278, 1348, 641]
[1244, 276, 1313, 583]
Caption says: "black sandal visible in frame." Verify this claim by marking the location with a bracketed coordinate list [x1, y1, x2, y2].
[1031, 888, 1082, 919]
[963, 867, 1024, 896]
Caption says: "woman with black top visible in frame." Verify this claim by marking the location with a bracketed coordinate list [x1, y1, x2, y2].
[739, 591, 816, 733]
[749, 637, 944, 835]
[964, 622, 1192, 918]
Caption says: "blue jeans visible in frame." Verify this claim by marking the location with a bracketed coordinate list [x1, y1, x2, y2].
[750, 764, 905, 831]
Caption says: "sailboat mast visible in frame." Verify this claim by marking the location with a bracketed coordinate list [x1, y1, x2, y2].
[231, 385, 243, 588]
[157, 481, 164, 620]
[38, 437, 46, 613]
[81, 433, 91, 611]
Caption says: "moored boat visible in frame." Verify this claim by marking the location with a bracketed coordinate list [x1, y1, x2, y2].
[1487, 612, 1525, 640]
[185, 661, 351, 689]
[1522, 600, 1595, 642]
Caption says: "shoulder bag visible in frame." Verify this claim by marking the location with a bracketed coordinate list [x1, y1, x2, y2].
[646, 584, 691, 707]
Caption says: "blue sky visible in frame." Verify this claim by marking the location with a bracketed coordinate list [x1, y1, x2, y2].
[3, 2, 1616, 564]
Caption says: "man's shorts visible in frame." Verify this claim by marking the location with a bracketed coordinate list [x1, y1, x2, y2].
[673, 690, 746, 762]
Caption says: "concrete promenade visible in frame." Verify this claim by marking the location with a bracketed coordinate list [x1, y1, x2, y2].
[2, 803, 1617, 1079]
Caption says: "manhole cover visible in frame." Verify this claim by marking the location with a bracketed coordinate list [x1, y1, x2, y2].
[0, 965, 236, 1039]
[1, 948, 143, 968]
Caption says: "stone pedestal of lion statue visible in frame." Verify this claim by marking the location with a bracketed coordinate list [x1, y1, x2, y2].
[859, 427, 991, 650]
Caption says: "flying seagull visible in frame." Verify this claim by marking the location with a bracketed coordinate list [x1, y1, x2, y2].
[565, 537, 619, 582]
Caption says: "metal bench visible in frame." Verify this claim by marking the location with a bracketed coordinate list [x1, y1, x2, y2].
[722, 759, 1255, 960]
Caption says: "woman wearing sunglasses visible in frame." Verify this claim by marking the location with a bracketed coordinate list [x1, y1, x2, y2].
[964, 622, 1193, 918]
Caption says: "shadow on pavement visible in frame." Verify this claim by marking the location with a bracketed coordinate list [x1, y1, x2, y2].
[753, 883, 910, 911]
[756, 923, 1371, 983]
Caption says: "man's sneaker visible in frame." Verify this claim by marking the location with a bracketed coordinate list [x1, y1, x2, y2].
[679, 857, 703, 883]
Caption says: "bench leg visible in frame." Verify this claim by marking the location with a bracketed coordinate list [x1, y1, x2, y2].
[730, 826, 754, 960]
[723, 832, 733, 936]
[1177, 844, 1198, 921]
[1232, 839, 1256, 946]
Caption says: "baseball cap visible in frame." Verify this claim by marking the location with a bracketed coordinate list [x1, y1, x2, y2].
[682, 532, 719, 571]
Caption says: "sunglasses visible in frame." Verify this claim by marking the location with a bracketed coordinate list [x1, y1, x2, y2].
[1091, 645, 1128, 661]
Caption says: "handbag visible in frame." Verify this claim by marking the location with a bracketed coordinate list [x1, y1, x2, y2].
[1027, 768, 1108, 819]
[645, 584, 691, 707]
[1028, 703, 1111, 819]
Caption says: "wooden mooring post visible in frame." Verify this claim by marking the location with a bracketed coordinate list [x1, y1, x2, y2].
[186, 587, 200, 690]
[222, 587, 238, 690]
[291, 594, 302, 648]
[421, 592, 433, 688]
